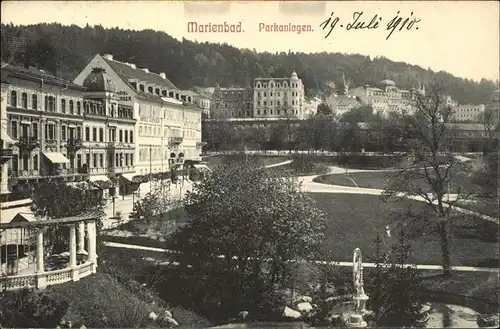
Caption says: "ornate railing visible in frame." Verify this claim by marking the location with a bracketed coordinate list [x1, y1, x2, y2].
[168, 137, 183, 147]
[0, 261, 95, 291]
[16, 136, 39, 152]
[196, 141, 207, 149]
[66, 138, 83, 153]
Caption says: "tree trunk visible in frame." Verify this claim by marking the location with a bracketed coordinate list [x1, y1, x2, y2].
[438, 222, 452, 276]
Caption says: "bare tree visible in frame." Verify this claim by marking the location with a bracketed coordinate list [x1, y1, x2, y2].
[480, 104, 499, 154]
[382, 82, 470, 277]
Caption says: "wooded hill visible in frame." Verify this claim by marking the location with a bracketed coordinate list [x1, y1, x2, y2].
[1, 23, 497, 104]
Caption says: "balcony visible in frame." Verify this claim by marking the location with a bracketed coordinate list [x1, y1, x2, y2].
[65, 138, 83, 154]
[16, 137, 40, 153]
[1, 147, 16, 164]
[196, 141, 207, 149]
[8, 168, 82, 180]
[168, 137, 183, 147]
[109, 166, 135, 174]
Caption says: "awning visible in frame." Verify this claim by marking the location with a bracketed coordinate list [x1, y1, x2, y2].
[0, 127, 16, 144]
[43, 152, 69, 164]
[193, 164, 212, 173]
[0, 206, 35, 224]
[120, 174, 136, 182]
[89, 175, 113, 189]
[89, 175, 111, 183]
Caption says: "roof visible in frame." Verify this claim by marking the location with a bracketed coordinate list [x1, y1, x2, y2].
[181, 90, 199, 97]
[102, 56, 179, 91]
[83, 67, 116, 92]
[2, 63, 85, 90]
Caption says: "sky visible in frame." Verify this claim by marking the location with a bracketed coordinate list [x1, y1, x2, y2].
[2, 1, 499, 82]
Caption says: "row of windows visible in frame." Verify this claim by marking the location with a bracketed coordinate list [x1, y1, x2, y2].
[257, 100, 301, 106]
[256, 91, 301, 97]
[222, 102, 252, 109]
[84, 127, 134, 144]
[9, 152, 134, 172]
[138, 146, 164, 161]
[9, 120, 82, 141]
[255, 82, 300, 88]
[130, 82, 194, 103]
[9, 90, 134, 119]
[255, 109, 301, 116]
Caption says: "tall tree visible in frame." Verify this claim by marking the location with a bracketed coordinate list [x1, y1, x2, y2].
[382, 82, 470, 276]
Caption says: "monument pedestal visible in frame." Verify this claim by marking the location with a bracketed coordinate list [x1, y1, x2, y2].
[347, 313, 367, 328]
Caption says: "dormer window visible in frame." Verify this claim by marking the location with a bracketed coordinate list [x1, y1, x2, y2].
[162, 90, 168, 97]
[148, 86, 153, 93]
[155, 88, 160, 95]
[169, 91, 174, 98]
[139, 84, 145, 92]
[130, 81, 137, 90]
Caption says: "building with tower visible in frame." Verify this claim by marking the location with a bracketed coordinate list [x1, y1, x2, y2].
[253, 71, 305, 119]
[74, 54, 203, 191]
[349, 79, 425, 116]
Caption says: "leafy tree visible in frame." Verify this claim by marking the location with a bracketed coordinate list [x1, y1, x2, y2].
[167, 161, 327, 312]
[31, 181, 107, 253]
[129, 180, 172, 223]
[382, 82, 470, 276]
[472, 152, 499, 215]
[369, 232, 429, 328]
[316, 102, 332, 115]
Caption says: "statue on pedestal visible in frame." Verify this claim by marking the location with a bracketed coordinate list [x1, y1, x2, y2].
[347, 248, 369, 328]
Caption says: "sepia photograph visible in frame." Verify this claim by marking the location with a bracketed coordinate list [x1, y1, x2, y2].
[0, 1, 499, 328]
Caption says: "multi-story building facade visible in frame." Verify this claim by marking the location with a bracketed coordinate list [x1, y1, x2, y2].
[451, 104, 485, 122]
[1, 70, 16, 198]
[2, 64, 89, 197]
[253, 71, 305, 119]
[349, 79, 424, 116]
[211, 86, 253, 119]
[325, 95, 362, 117]
[74, 54, 202, 186]
[183, 90, 211, 119]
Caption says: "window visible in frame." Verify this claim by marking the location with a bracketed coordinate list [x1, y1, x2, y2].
[33, 154, 38, 171]
[69, 100, 74, 114]
[11, 121, 17, 138]
[21, 93, 27, 108]
[92, 128, 97, 141]
[33, 123, 38, 139]
[115, 154, 119, 167]
[77, 102, 81, 115]
[93, 154, 98, 168]
[124, 130, 128, 143]
[125, 154, 129, 166]
[130, 154, 134, 166]
[32, 95, 38, 110]
[61, 126, 67, 140]
[61, 99, 66, 113]
[77, 154, 82, 168]
[119, 130, 123, 142]
[76, 127, 82, 139]
[48, 125, 54, 140]
[99, 154, 104, 168]
[10, 91, 17, 107]
[21, 125, 28, 138]
[99, 128, 104, 142]
[85, 127, 90, 141]
[129, 131, 133, 143]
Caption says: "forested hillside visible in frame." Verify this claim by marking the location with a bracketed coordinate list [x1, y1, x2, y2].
[1, 23, 497, 104]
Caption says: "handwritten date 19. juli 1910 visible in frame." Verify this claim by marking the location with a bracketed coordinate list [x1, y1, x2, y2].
[320, 11, 421, 40]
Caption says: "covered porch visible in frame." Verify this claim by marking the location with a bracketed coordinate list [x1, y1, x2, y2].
[0, 215, 98, 291]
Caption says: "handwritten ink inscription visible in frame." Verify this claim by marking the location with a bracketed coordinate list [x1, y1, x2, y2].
[320, 11, 421, 40]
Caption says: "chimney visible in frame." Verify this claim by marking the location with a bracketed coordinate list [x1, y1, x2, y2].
[103, 54, 113, 60]
[141, 68, 149, 73]
[159, 72, 166, 79]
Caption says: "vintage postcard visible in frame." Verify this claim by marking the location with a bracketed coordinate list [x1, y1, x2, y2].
[0, 1, 499, 328]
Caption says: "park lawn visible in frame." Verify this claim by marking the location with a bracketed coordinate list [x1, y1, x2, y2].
[307, 193, 499, 268]
[313, 169, 480, 194]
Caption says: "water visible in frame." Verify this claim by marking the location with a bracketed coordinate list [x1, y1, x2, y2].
[425, 302, 479, 328]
